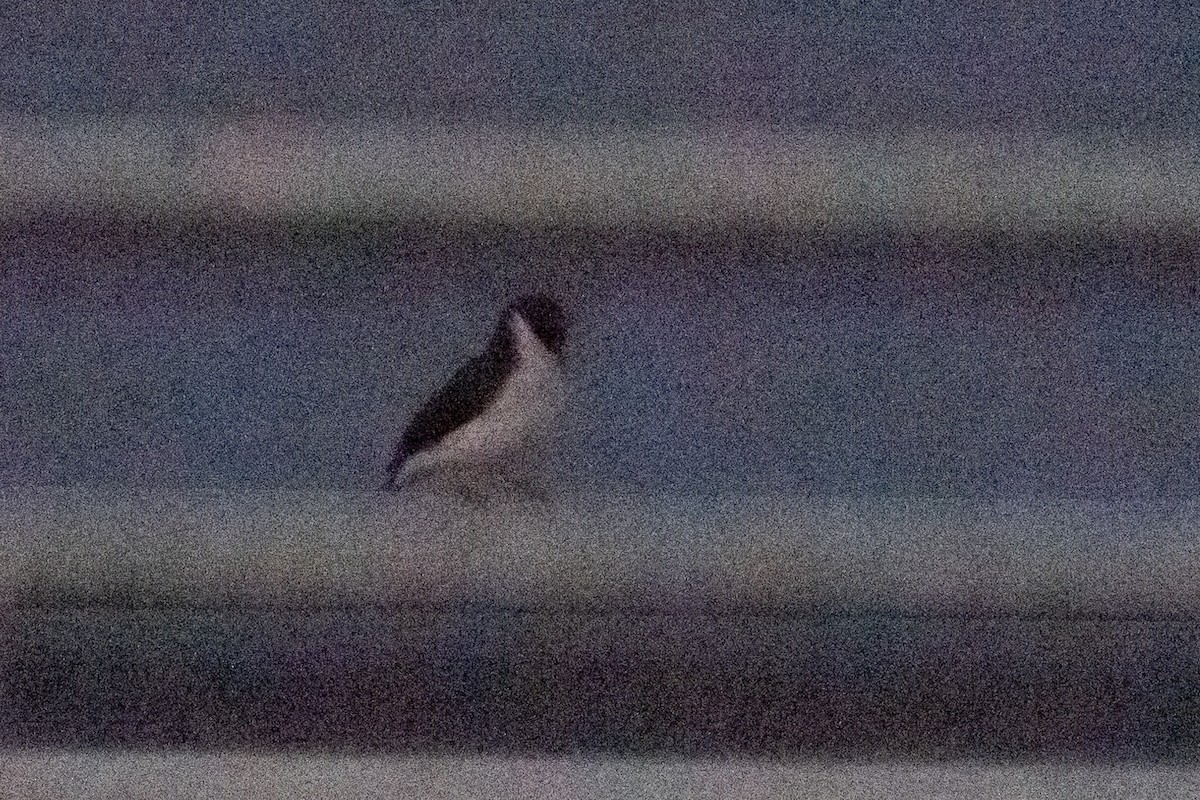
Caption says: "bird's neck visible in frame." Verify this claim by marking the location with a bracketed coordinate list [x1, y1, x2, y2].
[487, 315, 517, 360]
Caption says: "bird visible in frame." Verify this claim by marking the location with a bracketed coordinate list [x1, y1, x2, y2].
[383, 293, 569, 494]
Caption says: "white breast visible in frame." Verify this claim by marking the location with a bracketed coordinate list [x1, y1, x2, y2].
[399, 313, 563, 480]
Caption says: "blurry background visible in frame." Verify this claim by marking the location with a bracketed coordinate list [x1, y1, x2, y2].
[0, 0, 1198, 500]
[3, 0, 1200, 773]
[1, 1, 1197, 130]
[3, 228, 1198, 500]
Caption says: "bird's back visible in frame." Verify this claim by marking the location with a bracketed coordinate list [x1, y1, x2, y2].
[384, 301, 567, 491]
[385, 350, 510, 483]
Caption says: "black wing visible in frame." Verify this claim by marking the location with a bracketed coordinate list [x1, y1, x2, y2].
[385, 351, 511, 480]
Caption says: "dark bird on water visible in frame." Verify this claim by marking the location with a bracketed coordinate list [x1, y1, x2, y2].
[384, 293, 568, 491]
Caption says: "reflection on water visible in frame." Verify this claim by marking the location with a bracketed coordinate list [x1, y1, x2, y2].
[4, 606, 1199, 759]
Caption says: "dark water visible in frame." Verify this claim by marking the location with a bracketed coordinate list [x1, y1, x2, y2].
[2, 217, 1197, 502]
[3, 219, 1198, 760]
[4, 605, 1200, 759]
[3, 3, 1196, 133]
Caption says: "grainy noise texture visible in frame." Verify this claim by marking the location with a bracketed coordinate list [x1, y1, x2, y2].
[3, 752, 1200, 800]
[3, 487, 1199, 616]
[2, 221, 1197, 500]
